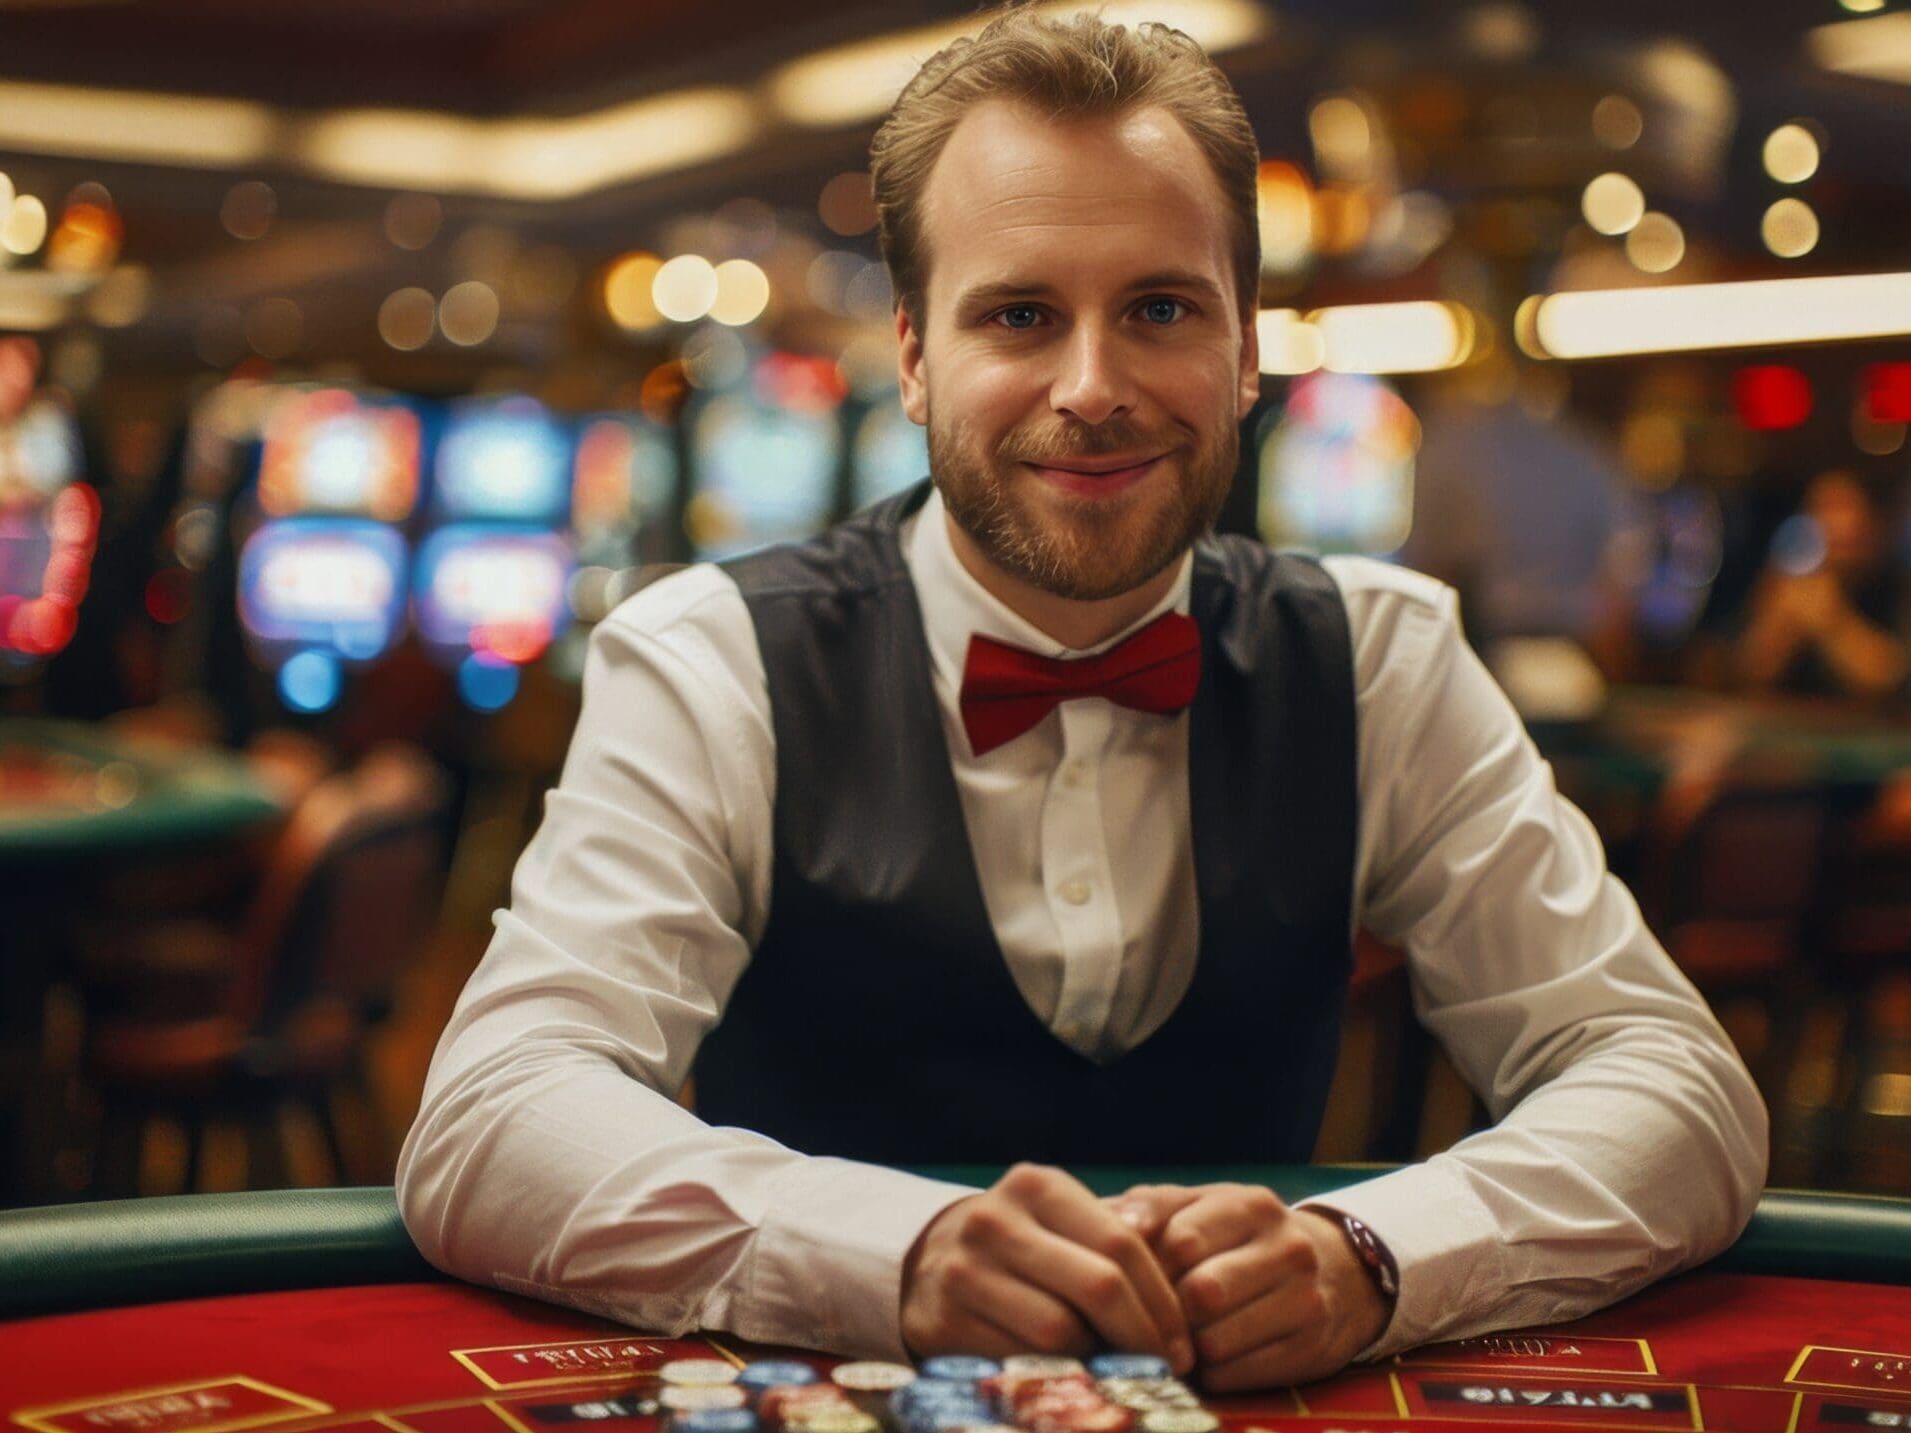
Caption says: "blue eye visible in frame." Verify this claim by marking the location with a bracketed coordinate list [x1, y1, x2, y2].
[998, 305, 1041, 329]
[1141, 297, 1187, 325]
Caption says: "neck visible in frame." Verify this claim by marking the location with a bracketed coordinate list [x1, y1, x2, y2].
[944, 510, 1183, 650]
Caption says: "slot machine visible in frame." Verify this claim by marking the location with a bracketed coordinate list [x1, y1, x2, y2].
[1256, 371, 1418, 557]
[234, 387, 421, 715]
[551, 412, 681, 682]
[411, 395, 575, 713]
[1, 392, 100, 676]
[683, 352, 844, 561]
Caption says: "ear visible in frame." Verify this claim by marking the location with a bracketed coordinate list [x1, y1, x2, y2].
[1237, 306, 1261, 418]
[897, 303, 929, 426]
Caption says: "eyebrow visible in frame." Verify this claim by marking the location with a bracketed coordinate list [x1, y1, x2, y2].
[952, 269, 1230, 314]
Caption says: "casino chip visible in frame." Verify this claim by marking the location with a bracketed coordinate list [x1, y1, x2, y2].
[832, 1362, 920, 1393]
[1137, 1412, 1219, 1433]
[661, 1386, 751, 1412]
[739, 1362, 821, 1394]
[664, 1359, 746, 1387]
[1002, 1356, 1088, 1379]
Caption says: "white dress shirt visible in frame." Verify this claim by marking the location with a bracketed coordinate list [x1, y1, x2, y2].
[397, 487, 1767, 1364]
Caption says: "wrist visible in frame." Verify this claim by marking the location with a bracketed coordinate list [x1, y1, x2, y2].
[1299, 1205, 1398, 1351]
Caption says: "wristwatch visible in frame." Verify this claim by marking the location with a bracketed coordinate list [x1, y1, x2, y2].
[1305, 1204, 1400, 1308]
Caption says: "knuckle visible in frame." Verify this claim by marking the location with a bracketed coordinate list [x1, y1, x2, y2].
[1161, 1228, 1204, 1268]
[1245, 1186, 1285, 1218]
[1285, 1236, 1321, 1278]
[942, 1258, 984, 1299]
[1033, 1309, 1080, 1351]
[1081, 1264, 1126, 1304]
[1181, 1271, 1225, 1318]
[1003, 1162, 1057, 1195]
[962, 1204, 1009, 1244]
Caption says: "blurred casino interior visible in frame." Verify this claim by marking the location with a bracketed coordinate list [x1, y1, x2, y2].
[0, 0, 1908, 1208]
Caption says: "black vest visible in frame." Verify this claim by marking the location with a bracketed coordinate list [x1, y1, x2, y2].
[697, 482, 1357, 1165]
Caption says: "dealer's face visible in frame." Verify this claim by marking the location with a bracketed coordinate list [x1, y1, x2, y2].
[897, 99, 1260, 602]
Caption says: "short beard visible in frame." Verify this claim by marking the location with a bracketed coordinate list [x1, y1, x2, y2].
[930, 409, 1238, 601]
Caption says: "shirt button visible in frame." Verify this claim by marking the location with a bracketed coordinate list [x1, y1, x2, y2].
[1059, 878, 1091, 906]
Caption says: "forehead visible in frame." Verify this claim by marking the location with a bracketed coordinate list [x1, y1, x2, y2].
[919, 99, 1235, 304]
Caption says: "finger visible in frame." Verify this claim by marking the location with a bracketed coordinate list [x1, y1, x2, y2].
[1189, 1275, 1322, 1367]
[1012, 1172, 1193, 1362]
[923, 1300, 1044, 1362]
[1199, 1326, 1339, 1395]
[1156, 1186, 1288, 1282]
[945, 1257, 1095, 1357]
[1178, 1234, 1317, 1328]
[991, 1215, 1183, 1363]
[1104, 1185, 1203, 1243]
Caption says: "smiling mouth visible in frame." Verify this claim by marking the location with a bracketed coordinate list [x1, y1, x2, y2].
[1019, 452, 1170, 498]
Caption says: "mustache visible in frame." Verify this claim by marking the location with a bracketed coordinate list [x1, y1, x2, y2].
[995, 418, 1175, 465]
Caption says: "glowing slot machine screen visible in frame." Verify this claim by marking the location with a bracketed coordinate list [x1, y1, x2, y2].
[433, 400, 573, 525]
[257, 388, 422, 522]
[238, 519, 409, 662]
[685, 359, 843, 560]
[1257, 371, 1418, 556]
[572, 416, 677, 566]
[413, 526, 573, 663]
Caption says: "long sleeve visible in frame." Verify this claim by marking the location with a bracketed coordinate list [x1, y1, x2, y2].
[1312, 558, 1769, 1357]
[395, 567, 973, 1358]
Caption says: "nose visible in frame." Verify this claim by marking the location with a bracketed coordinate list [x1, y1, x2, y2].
[1049, 319, 1137, 427]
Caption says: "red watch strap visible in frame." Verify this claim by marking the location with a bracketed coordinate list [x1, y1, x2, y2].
[1307, 1204, 1400, 1306]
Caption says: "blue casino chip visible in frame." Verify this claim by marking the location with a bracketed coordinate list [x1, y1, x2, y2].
[920, 1357, 1003, 1382]
[1088, 1355, 1174, 1381]
[738, 1363, 820, 1393]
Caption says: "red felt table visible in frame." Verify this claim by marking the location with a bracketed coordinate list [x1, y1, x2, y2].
[3, 1272, 1908, 1433]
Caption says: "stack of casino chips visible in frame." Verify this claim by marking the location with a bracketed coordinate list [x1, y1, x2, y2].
[661, 1359, 754, 1433]
[715, 1351, 1213, 1433]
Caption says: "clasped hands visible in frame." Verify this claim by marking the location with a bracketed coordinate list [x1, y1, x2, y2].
[899, 1163, 1390, 1392]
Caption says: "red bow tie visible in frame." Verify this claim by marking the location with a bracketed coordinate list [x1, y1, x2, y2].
[958, 612, 1202, 757]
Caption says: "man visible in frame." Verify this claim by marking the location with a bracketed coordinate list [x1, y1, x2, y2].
[398, 6, 1766, 1392]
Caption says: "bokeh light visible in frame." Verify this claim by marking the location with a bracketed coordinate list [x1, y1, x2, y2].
[1591, 95, 1644, 149]
[279, 650, 344, 714]
[1763, 124, 1821, 185]
[818, 171, 878, 236]
[384, 193, 443, 250]
[1581, 173, 1645, 236]
[709, 259, 771, 326]
[682, 325, 748, 389]
[653, 255, 719, 323]
[1761, 198, 1820, 258]
[603, 252, 665, 331]
[220, 180, 276, 240]
[1624, 212, 1685, 273]
[440, 280, 501, 345]
[2, 194, 49, 256]
[458, 653, 520, 712]
[87, 264, 153, 328]
[378, 287, 436, 350]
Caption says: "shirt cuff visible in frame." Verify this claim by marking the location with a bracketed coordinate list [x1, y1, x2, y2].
[1298, 1156, 1504, 1360]
[743, 1158, 977, 1359]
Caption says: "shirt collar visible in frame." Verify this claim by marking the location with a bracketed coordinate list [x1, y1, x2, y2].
[902, 484, 1194, 697]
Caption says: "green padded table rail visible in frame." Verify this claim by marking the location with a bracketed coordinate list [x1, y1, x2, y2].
[3, 1169, 1910, 1321]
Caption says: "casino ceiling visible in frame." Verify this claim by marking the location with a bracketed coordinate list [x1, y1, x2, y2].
[1, 0, 1909, 385]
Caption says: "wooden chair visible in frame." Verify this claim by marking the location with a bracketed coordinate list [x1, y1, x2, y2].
[78, 743, 451, 1197]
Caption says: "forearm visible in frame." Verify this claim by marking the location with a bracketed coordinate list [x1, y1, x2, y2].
[1314, 999, 1766, 1357]
[398, 1020, 973, 1356]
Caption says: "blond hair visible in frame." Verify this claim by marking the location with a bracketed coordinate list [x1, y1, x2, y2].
[869, 5, 1262, 332]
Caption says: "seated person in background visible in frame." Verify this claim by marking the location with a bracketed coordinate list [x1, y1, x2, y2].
[1737, 469, 1908, 700]
[398, 5, 1766, 1393]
